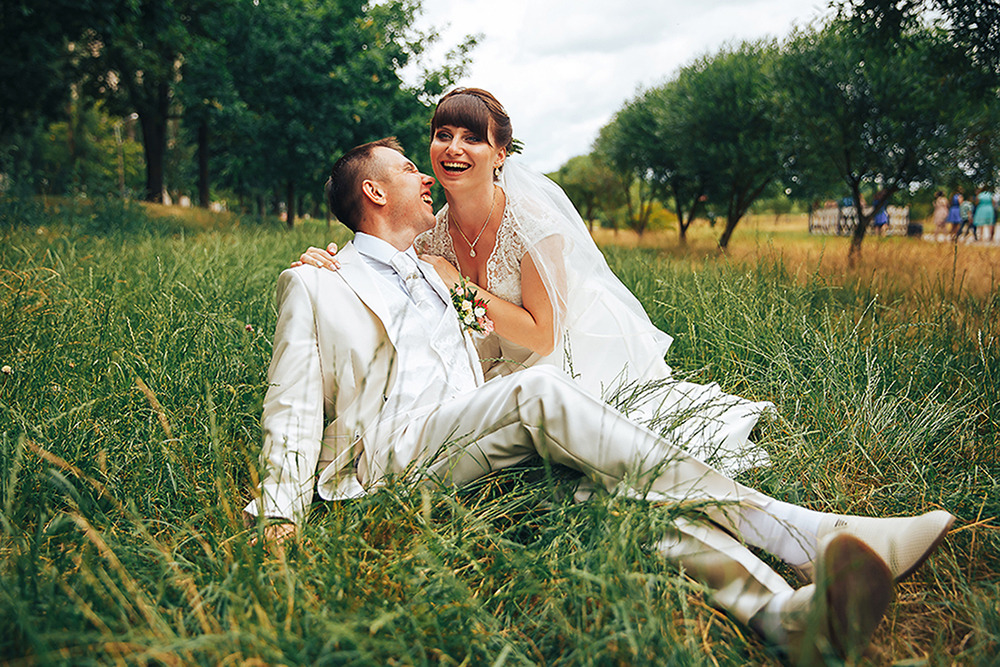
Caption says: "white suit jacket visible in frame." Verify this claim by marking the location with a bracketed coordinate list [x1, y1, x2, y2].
[249, 241, 484, 524]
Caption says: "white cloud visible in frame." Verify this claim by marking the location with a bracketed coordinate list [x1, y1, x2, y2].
[406, 0, 830, 172]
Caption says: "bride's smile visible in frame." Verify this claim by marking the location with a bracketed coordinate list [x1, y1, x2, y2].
[430, 125, 502, 187]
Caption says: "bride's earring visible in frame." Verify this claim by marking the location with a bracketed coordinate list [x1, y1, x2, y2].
[494, 163, 502, 180]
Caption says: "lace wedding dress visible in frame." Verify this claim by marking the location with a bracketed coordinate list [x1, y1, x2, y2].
[417, 162, 772, 476]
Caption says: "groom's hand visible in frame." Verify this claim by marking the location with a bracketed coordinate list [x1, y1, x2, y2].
[249, 521, 297, 552]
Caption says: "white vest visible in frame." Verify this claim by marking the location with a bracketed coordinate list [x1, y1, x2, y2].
[360, 258, 478, 478]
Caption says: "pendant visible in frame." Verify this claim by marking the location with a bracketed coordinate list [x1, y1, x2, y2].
[470, 249, 476, 257]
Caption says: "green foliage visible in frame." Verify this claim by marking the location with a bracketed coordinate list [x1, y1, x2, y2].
[191, 0, 473, 223]
[837, 0, 1000, 78]
[594, 96, 660, 236]
[3, 0, 473, 211]
[0, 207, 996, 664]
[0, 0, 101, 142]
[547, 154, 622, 230]
[596, 41, 788, 248]
[582, 5, 1000, 257]
[16, 103, 145, 198]
[671, 41, 786, 248]
[778, 20, 977, 257]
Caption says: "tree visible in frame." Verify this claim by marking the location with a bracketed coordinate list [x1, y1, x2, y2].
[639, 83, 709, 245]
[548, 154, 620, 231]
[593, 101, 659, 236]
[175, 7, 240, 208]
[670, 41, 787, 249]
[837, 0, 1000, 78]
[835, 0, 1000, 195]
[595, 41, 787, 248]
[216, 0, 473, 226]
[0, 0, 96, 144]
[77, 0, 224, 203]
[779, 21, 972, 261]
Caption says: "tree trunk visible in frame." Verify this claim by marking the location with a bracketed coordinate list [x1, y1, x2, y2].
[66, 98, 77, 189]
[678, 212, 692, 245]
[138, 82, 171, 203]
[718, 216, 739, 249]
[847, 182, 868, 267]
[286, 180, 295, 228]
[197, 119, 210, 208]
[675, 198, 689, 246]
[584, 203, 595, 232]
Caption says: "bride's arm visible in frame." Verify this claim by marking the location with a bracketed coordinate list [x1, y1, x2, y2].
[421, 253, 555, 356]
[293, 243, 340, 270]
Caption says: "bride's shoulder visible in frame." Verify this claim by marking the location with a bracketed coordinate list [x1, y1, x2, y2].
[506, 187, 566, 245]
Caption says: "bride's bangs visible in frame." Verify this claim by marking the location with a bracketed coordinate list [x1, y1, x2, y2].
[432, 95, 493, 145]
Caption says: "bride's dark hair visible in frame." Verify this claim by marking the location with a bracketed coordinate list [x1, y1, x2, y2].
[431, 88, 514, 154]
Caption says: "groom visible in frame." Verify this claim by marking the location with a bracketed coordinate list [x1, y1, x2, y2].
[245, 137, 954, 661]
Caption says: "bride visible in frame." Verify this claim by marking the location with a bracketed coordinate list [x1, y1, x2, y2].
[299, 87, 772, 475]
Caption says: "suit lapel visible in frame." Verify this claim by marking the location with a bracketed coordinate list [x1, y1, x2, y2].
[335, 242, 395, 339]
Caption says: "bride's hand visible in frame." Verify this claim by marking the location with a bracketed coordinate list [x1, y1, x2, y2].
[291, 242, 340, 270]
[419, 254, 462, 288]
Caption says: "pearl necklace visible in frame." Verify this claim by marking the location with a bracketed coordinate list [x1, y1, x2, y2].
[450, 186, 497, 258]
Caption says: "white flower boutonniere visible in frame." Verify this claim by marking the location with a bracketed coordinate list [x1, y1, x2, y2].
[449, 277, 494, 337]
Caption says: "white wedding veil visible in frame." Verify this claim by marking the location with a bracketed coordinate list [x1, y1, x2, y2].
[498, 161, 674, 399]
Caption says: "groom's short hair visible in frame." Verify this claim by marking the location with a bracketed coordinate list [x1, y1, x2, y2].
[326, 137, 404, 233]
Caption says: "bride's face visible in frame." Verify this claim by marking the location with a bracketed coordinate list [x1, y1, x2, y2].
[429, 124, 505, 192]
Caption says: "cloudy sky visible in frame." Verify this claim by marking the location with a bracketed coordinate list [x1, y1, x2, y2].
[406, 0, 832, 173]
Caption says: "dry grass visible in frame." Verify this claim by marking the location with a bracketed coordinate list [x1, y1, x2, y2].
[594, 214, 1000, 305]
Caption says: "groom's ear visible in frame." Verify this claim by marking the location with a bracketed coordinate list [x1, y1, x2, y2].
[362, 179, 386, 207]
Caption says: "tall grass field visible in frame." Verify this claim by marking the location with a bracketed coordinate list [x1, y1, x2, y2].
[1, 197, 997, 665]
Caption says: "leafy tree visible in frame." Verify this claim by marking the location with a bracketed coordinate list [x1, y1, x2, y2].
[593, 101, 659, 236]
[548, 154, 621, 231]
[0, 0, 97, 144]
[837, 0, 1000, 78]
[175, 6, 241, 208]
[596, 41, 786, 248]
[76, 0, 224, 203]
[835, 0, 1000, 193]
[638, 83, 709, 245]
[18, 102, 144, 197]
[216, 0, 473, 226]
[779, 21, 972, 260]
[670, 41, 787, 249]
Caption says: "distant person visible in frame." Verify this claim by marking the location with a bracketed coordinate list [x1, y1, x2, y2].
[931, 191, 949, 241]
[946, 190, 964, 241]
[957, 192, 975, 242]
[973, 187, 995, 242]
[871, 190, 890, 236]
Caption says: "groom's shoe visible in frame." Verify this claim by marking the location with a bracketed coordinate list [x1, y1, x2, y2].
[770, 534, 893, 664]
[794, 510, 954, 584]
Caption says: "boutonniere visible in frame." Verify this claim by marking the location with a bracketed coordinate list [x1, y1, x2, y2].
[449, 277, 494, 337]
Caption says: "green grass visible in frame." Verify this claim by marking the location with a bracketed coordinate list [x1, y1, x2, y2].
[1, 198, 997, 665]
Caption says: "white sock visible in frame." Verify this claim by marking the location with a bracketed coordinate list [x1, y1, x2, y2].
[738, 500, 827, 567]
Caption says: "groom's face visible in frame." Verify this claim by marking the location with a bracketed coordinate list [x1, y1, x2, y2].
[373, 146, 437, 233]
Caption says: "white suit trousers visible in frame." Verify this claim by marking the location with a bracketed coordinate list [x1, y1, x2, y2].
[373, 365, 790, 624]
